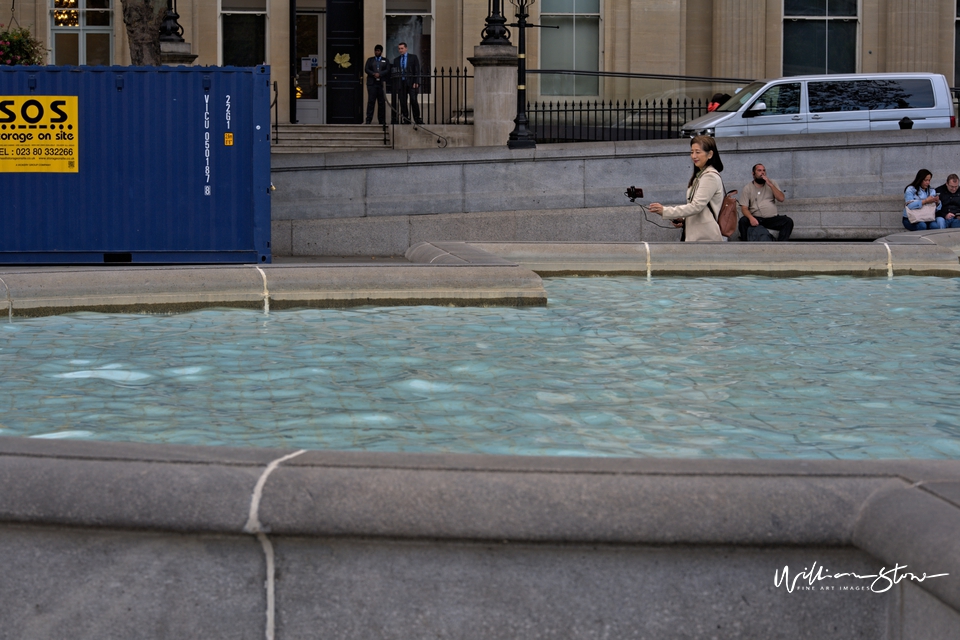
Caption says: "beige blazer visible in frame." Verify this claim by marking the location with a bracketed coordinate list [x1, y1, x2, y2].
[660, 167, 724, 242]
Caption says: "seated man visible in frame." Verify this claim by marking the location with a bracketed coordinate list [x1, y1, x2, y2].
[935, 173, 960, 228]
[737, 164, 793, 241]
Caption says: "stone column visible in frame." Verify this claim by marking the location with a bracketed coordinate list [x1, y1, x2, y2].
[468, 45, 518, 147]
[712, 0, 765, 79]
[886, 0, 939, 71]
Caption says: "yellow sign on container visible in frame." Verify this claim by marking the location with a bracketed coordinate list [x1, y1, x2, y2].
[0, 96, 79, 172]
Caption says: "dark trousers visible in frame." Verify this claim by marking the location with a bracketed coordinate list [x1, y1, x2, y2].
[393, 81, 421, 124]
[739, 214, 793, 241]
[365, 82, 386, 124]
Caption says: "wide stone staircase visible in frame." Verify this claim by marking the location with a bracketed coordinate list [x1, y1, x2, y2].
[271, 124, 392, 154]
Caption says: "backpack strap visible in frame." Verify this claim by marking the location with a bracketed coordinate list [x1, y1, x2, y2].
[701, 167, 725, 221]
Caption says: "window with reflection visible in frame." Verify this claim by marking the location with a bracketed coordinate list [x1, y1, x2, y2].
[955, 0, 960, 86]
[222, 0, 267, 66]
[386, 0, 433, 94]
[752, 83, 802, 115]
[540, 0, 600, 96]
[51, 0, 113, 66]
[808, 80, 935, 112]
[783, 0, 857, 76]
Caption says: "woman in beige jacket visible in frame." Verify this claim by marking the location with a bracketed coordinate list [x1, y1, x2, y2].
[649, 136, 725, 242]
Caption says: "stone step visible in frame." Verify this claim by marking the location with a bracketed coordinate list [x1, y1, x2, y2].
[271, 146, 388, 154]
[272, 136, 389, 147]
[270, 124, 391, 153]
[275, 125, 384, 132]
[273, 136, 389, 147]
[275, 132, 387, 139]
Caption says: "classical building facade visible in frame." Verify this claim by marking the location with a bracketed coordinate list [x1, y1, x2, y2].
[10, 1, 960, 124]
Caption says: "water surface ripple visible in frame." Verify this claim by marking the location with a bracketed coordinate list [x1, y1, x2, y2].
[2, 276, 959, 459]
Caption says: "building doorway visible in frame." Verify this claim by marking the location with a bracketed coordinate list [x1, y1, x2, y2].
[296, 12, 326, 124]
[326, 0, 364, 123]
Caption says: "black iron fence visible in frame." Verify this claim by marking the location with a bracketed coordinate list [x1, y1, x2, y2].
[524, 69, 753, 143]
[389, 67, 473, 126]
[527, 98, 711, 143]
[530, 76, 960, 144]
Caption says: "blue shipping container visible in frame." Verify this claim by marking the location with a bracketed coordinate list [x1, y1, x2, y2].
[0, 65, 271, 264]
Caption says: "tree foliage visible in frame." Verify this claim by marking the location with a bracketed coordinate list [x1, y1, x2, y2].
[121, 0, 167, 66]
[0, 24, 44, 66]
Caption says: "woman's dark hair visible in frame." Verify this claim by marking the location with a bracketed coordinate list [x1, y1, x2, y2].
[906, 169, 932, 193]
[689, 135, 723, 187]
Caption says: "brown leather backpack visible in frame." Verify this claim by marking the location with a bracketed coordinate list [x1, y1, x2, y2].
[708, 189, 739, 238]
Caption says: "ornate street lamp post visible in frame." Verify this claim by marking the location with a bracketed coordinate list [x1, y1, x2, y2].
[158, 0, 185, 43]
[507, 0, 537, 149]
[480, 0, 511, 46]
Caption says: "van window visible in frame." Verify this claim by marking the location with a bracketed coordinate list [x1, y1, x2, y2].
[751, 83, 802, 115]
[714, 82, 766, 112]
[808, 79, 936, 113]
[868, 79, 935, 110]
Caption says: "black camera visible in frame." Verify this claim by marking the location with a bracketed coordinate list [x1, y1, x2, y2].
[624, 186, 643, 202]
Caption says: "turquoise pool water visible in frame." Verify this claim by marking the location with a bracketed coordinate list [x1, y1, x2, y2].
[2, 276, 960, 459]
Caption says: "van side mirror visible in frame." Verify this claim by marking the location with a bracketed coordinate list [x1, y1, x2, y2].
[743, 101, 766, 118]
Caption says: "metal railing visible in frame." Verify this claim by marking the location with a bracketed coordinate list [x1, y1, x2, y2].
[528, 98, 710, 143]
[390, 67, 473, 126]
[271, 80, 279, 144]
[525, 69, 751, 143]
[531, 75, 960, 144]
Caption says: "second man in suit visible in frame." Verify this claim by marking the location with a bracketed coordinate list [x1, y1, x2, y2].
[392, 42, 422, 125]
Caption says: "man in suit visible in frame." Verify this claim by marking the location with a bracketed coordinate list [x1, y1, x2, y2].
[392, 42, 422, 125]
[364, 45, 390, 125]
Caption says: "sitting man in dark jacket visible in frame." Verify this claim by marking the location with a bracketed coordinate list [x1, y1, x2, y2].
[936, 173, 960, 228]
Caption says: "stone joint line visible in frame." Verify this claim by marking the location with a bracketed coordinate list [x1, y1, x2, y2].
[254, 266, 270, 313]
[244, 449, 306, 535]
[429, 248, 452, 264]
[0, 275, 10, 322]
[244, 449, 306, 640]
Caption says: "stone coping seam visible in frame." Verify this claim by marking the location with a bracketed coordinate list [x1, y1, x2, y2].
[4, 439, 960, 478]
[0, 455, 899, 542]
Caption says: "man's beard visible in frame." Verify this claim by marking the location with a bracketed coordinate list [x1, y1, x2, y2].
[754, 177, 766, 186]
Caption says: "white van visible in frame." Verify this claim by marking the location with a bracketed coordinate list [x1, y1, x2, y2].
[681, 73, 956, 138]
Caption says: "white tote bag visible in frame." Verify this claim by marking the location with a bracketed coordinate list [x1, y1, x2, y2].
[907, 202, 937, 223]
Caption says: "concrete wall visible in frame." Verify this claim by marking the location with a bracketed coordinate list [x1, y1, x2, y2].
[271, 128, 960, 256]
[1, 438, 959, 639]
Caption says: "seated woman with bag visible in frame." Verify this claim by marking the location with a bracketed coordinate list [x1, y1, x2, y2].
[903, 169, 944, 231]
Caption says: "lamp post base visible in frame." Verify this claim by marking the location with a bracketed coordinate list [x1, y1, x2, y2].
[507, 138, 536, 149]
